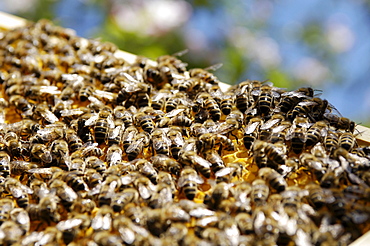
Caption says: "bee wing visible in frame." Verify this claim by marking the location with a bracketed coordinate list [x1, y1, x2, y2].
[191, 155, 211, 168]
[108, 125, 122, 139]
[178, 175, 204, 187]
[20, 184, 34, 194]
[85, 114, 99, 126]
[173, 132, 185, 146]
[244, 121, 260, 134]
[138, 183, 152, 200]
[126, 138, 144, 153]
[215, 167, 235, 178]
[41, 110, 59, 124]
[88, 96, 105, 109]
[119, 227, 135, 245]
[39, 86, 61, 95]
[123, 130, 137, 142]
[282, 91, 308, 98]
[107, 114, 115, 128]
[204, 63, 223, 71]
[93, 90, 116, 101]
[61, 109, 85, 117]
[189, 207, 215, 218]
[165, 108, 185, 118]
[56, 218, 82, 231]
[261, 119, 281, 130]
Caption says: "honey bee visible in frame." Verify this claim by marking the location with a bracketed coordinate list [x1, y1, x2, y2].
[251, 179, 270, 206]
[243, 117, 263, 150]
[178, 77, 203, 95]
[204, 150, 225, 174]
[151, 154, 182, 176]
[189, 63, 221, 85]
[65, 128, 83, 153]
[111, 188, 139, 213]
[55, 170, 89, 193]
[179, 150, 212, 178]
[220, 92, 234, 116]
[305, 183, 326, 209]
[96, 175, 121, 206]
[4, 177, 33, 208]
[151, 128, 171, 156]
[30, 143, 52, 164]
[122, 126, 138, 151]
[105, 144, 123, 167]
[85, 155, 106, 174]
[278, 87, 314, 113]
[258, 167, 287, 192]
[204, 97, 221, 122]
[134, 112, 155, 134]
[4, 131, 24, 157]
[178, 166, 204, 200]
[0, 198, 14, 225]
[253, 140, 287, 168]
[251, 84, 282, 116]
[49, 179, 78, 211]
[204, 182, 233, 210]
[0, 151, 10, 177]
[91, 205, 114, 231]
[33, 103, 59, 124]
[126, 131, 150, 161]
[132, 159, 158, 184]
[286, 117, 311, 154]
[306, 121, 328, 147]
[107, 125, 124, 146]
[323, 113, 355, 133]
[324, 129, 339, 154]
[281, 186, 305, 211]
[85, 107, 115, 144]
[167, 126, 185, 159]
[9, 95, 33, 115]
[259, 113, 285, 141]
[339, 132, 356, 152]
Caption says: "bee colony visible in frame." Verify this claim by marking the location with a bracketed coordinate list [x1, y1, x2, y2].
[0, 17, 368, 246]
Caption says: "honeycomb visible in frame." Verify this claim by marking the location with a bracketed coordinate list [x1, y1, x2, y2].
[0, 19, 368, 245]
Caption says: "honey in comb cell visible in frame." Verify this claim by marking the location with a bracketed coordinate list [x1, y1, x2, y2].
[0, 19, 368, 245]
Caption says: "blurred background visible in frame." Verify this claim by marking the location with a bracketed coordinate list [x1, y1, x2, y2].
[1, 0, 369, 126]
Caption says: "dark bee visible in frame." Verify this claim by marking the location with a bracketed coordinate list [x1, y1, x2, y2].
[167, 127, 185, 159]
[4, 132, 23, 158]
[122, 126, 138, 152]
[258, 167, 287, 192]
[151, 154, 182, 176]
[324, 130, 339, 154]
[135, 112, 155, 134]
[78, 83, 94, 102]
[251, 179, 269, 206]
[30, 143, 53, 164]
[220, 92, 234, 115]
[252, 84, 282, 116]
[9, 95, 33, 114]
[253, 140, 287, 168]
[306, 121, 328, 147]
[126, 132, 150, 161]
[243, 117, 263, 150]
[4, 178, 32, 208]
[105, 144, 123, 167]
[179, 150, 211, 178]
[204, 150, 225, 174]
[178, 166, 203, 200]
[278, 87, 314, 113]
[178, 78, 202, 94]
[151, 128, 171, 156]
[305, 183, 325, 209]
[85, 156, 106, 174]
[204, 97, 221, 122]
[339, 132, 356, 152]
[286, 117, 311, 154]
[324, 113, 355, 133]
[107, 123, 123, 146]
[85, 107, 114, 144]
[65, 128, 83, 153]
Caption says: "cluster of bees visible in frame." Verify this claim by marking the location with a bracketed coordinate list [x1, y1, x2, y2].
[0, 19, 368, 246]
